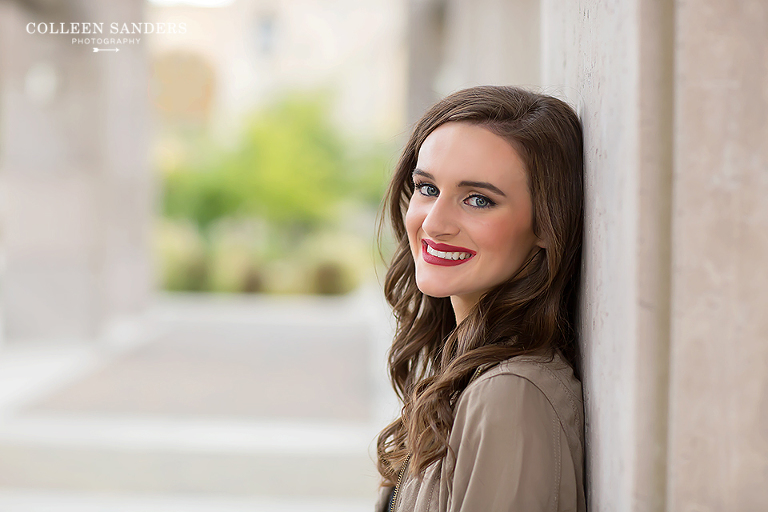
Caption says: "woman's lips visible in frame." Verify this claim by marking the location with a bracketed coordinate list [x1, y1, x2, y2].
[421, 239, 476, 266]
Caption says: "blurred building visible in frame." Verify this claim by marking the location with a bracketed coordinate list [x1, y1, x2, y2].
[145, 0, 407, 143]
[0, 1, 405, 509]
[0, 0, 153, 345]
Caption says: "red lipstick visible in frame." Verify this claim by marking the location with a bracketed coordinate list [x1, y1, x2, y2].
[421, 239, 476, 267]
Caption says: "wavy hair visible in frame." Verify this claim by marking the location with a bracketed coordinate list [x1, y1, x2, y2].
[376, 86, 584, 484]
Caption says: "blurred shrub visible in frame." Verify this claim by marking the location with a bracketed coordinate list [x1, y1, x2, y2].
[313, 262, 347, 295]
[206, 218, 268, 293]
[299, 229, 369, 295]
[153, 219, 208, 291]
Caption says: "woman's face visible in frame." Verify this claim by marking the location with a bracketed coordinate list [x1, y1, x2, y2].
[405, 122, 544, 311]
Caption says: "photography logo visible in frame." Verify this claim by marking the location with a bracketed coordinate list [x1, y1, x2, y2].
[26, 22, 187, 53]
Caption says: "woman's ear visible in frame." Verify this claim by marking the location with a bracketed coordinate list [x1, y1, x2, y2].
[535, 236, 547, 250]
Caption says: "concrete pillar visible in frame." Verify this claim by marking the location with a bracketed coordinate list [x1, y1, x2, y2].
[542, 1, 674, 509]
[542, 0, 768, 510]
[406, 0, 447, 124]
[406, 0, 541, 125]
[666, 0, 768, 509]
[439, 0, 540, 91]
[0, 0, 152, 344]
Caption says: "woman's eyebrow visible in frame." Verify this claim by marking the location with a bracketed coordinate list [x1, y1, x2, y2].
[413, 168, 506, 197]
[457, 180, 506, 197]
[412, 168, 434, 180]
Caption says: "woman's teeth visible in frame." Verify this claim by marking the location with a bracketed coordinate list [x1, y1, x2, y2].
[426, 244, 472, 260]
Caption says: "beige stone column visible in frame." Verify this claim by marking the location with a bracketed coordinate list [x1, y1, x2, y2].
[542, 0, 768, 510]
[406, 0, 447, 124]
[406, 0, 541, 125]
[439, 0, 540, 91]
[542, 0, 675, 509]
[666, 1, 768, 509]
[0, 0, 152, 343]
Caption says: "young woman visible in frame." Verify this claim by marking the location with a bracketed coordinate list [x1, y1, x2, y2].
[375, 86, 586, 512]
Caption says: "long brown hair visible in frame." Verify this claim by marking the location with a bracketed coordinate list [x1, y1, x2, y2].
[376, 86, 584, 484]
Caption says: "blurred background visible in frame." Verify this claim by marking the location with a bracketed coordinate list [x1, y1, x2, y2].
[0, 0, 541, 510]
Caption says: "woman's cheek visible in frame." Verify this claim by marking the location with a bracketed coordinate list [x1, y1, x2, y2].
[405, 202, 425, 251]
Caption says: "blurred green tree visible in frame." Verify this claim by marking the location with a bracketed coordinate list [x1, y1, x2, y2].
[163, 94, 354, 232]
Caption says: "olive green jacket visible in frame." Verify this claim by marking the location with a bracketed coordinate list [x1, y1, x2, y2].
[376, 351, 585, 512]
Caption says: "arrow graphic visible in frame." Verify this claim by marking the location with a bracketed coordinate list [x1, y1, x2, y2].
[93, 48, 120, 53]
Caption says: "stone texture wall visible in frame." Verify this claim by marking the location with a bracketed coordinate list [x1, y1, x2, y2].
[543, 0, 768, 510]
[543, 1, 665, 508]
[666, 1, 768, 509]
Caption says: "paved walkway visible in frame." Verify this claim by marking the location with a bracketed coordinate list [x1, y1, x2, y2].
[0, 286, 398, 511]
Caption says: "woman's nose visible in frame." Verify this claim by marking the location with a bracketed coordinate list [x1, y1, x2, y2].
[421, 196, 459, 238]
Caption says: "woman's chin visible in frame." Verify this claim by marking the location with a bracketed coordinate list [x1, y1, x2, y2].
[415, 279, 454, 299]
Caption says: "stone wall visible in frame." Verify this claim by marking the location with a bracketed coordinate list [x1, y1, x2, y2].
[666, 1, 768, 509]
[542, 0, 768, 510]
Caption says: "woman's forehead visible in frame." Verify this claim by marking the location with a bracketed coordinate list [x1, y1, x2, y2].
[416, 122, 528, 186]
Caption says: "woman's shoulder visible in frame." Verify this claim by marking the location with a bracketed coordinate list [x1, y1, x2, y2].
[446, 350, 586, 512]
[463, 350, 584, 436]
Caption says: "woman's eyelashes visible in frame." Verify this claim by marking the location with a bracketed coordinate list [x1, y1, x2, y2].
[465, 194, 495, 208]
[413, 181, 496, 209]
[415, 181, 439, 197]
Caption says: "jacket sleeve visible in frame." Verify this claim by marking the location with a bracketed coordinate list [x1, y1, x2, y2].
[447, 373, 562, 512]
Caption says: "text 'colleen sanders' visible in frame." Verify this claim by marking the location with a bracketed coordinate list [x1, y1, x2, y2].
[26, 22, 187, 35]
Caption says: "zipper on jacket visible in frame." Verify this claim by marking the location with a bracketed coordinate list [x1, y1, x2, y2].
[390, 453, 411, 512]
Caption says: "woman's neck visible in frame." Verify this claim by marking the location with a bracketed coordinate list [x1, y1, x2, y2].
[450, 293, 482, 324]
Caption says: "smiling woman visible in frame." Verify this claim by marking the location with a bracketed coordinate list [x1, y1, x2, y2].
[376, 86, 585, 512]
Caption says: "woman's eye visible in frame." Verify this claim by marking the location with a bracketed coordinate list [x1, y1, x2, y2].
[466, 195, 493, 208]
[418, 184, 439, 197]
